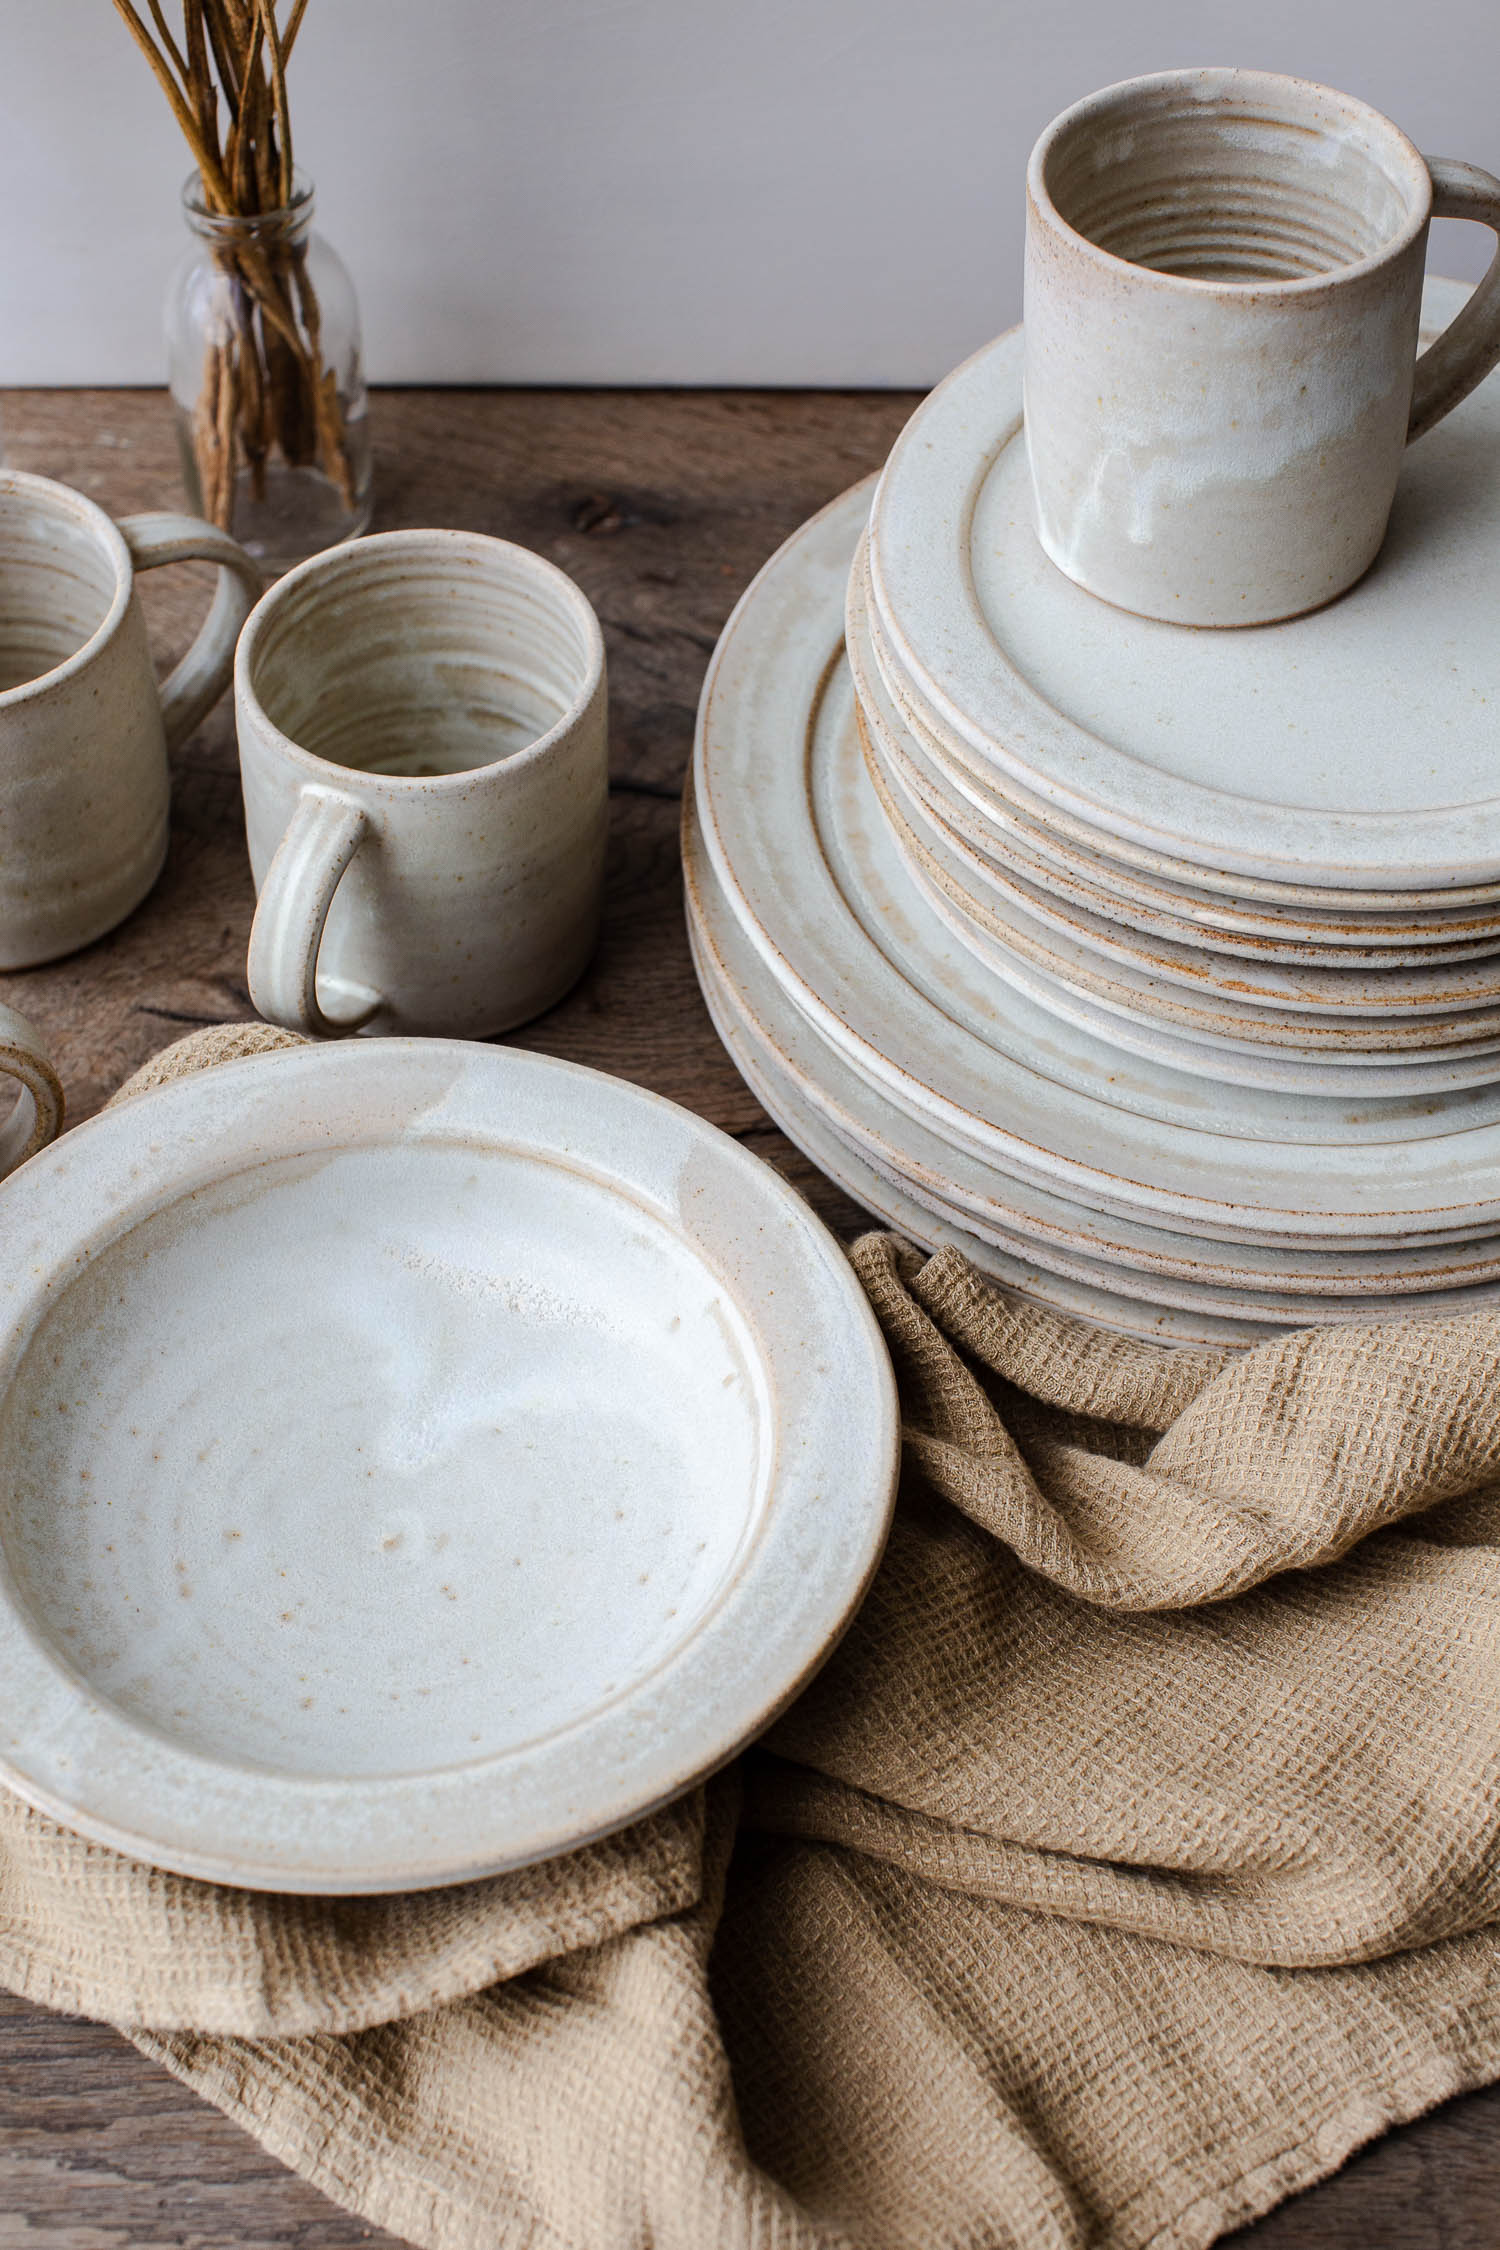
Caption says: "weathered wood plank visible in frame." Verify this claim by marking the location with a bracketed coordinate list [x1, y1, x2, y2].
[0, 382, 1497, 2248]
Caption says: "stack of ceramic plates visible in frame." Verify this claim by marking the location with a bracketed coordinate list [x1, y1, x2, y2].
[685, 278, 1500, 1343]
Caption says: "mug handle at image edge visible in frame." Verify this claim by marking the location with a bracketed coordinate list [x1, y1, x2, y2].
[1409, 159, 1500, 441]
[0, 1003, 64, 1183]
[246, 785, 382, 1039]
[118, 513, 263, 751]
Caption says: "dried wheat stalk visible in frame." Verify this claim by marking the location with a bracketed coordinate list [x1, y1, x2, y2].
[111, 0, 356, 528]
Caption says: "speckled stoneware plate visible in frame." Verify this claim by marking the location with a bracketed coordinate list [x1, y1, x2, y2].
[691, 480, 1500, 1248]
[685, 807, 1500, 1321]
[856, 550, 1500, 924]
[690, 919, 1500, 1334]
[0, 1039, 897, 1892]
[847, 543, 1500, 964]
[856, 702, 1500, 1096]
[877, 852, 1500, 1100]
[685, 867, 1262, 1346]
[868, 761, 1500, 1079]
[867, 749, 1500, 1038]
[867, 277, 1500, 893]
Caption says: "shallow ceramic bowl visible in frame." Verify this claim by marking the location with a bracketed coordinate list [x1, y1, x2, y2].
[0, 1039, 897, 1892]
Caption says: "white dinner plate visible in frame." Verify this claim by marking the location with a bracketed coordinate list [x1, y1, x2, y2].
[691, 479, 1500, 1245]
[0, 1039, 896, 1891]
[684, 807, 1500, 1316]
[857, 558, 1500, 924]
[870, 753, 1500, 1066]
[867, 277, 1500, 891]
[868, 742, 1500, 1041]
[848, 546, 1500, 966]
[685, 877, 1264, 1346]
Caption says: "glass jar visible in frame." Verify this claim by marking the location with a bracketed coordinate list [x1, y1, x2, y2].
[165, 171, 373, 575]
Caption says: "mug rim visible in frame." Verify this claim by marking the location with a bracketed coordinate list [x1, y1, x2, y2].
[0, 471, 134, 710]
[235, 525, 607, 791]
[1027, 65, 1433, 298]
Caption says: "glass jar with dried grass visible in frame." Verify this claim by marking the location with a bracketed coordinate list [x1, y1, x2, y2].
[167, 168, 371, 574]
[113, 0, 373, 575]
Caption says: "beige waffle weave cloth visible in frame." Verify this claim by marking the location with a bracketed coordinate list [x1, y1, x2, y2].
[3, 1022, 1500, 2250]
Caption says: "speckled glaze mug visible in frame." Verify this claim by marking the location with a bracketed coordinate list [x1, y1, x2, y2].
[1024, 69, 1500, 625]
[238, 528, 608, 1039]
[0, 470, 259, 965]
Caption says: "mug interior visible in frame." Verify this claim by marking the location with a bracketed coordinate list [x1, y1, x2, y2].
[247, 535, 598, 778]
[0, 489, 119, 694]
[1038, 72, 1428, 283]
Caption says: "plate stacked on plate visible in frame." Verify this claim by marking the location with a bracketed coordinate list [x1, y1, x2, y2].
[685, 276, 1500, 1344]
[855, 274, 1500, 1100]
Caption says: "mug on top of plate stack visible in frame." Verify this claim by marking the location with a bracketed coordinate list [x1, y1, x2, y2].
[685, 69, 1500, 1345]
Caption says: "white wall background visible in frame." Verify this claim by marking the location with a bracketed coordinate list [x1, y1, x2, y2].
[4, 0, 1499, 386]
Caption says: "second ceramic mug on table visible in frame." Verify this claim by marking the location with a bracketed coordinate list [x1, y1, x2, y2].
[238, 529, 608, 1038]
[1023, 68, 1500, 625]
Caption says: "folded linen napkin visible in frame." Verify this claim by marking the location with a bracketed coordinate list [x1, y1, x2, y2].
[2, 1021, 1499, 2250]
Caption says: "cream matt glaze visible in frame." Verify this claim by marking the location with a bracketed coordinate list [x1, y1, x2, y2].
[0, 1003, 62, 1180]
[692, 481, 1500, 1248]
[685, 820, 1500, 1326]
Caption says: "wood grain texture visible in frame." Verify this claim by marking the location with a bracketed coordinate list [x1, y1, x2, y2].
[0, 385, 1497, 2248]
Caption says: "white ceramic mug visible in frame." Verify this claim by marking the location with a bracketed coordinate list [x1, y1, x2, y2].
[0, 471, 260, 964]
[0, 1001, 63, 1181]
[1023, 68, 1500, 626]
[238, 528, 609, 1038]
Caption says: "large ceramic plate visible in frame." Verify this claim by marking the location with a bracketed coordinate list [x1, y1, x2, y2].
[858, 550, 1500, 922]
[690, 479, 1500, 1243]
[0, 1040, 896, 1892]
[869, 758, 1500, 1074]
[867, 277, 1500, 890]
[685, 866, 1261, 1346]
[849, 545, 1500, 973]
[867, 747, 1500, 1038]
[684, 806, 1500, 1316]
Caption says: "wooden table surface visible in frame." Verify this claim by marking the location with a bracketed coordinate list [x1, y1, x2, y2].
[0, 386, 1496, 2249]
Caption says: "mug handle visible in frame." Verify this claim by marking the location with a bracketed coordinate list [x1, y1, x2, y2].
[0, 1003, 64, 1183]
[118, 514, 263, 751]
[246, 785, 382, 1039]
[1409, 159, 1500, 441]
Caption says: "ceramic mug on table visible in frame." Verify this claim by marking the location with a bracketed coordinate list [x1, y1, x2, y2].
[1023, 68, 1500, 626]
[0, 470, 260, 964]
[238, 528, 609, 1038]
